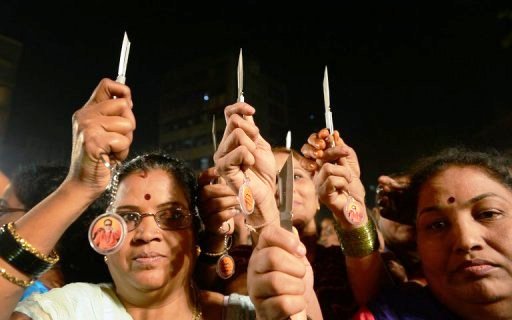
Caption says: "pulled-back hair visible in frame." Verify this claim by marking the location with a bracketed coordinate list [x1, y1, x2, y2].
[404, 147, 512, 224]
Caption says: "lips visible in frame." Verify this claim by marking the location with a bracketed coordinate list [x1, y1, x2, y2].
[132, 252, 166, 264]
[454, 259, 498, 276]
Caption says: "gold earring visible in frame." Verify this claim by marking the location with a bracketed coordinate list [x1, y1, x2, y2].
[104, 256, 108, 263]
[195, 245, 201, 257]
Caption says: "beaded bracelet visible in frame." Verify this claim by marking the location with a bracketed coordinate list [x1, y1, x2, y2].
[0, 267, 34, 288]
[202, 234, 232, 257]
[0, 223, 59, 278]
[338, 218, 379, 257]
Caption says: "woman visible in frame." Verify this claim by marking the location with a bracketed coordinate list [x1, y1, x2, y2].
[0, 79, 307, 319]
[302, 129, 512, 318]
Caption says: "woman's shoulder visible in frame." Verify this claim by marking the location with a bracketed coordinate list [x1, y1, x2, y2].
[15, 282, 130, 320]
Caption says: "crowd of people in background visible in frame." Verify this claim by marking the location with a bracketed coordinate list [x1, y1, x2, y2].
[0, 75, 511, 320]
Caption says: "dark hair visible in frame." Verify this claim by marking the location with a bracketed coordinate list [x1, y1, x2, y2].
[113, 151, 202, 234]
[404, 147, 512, 224]
[104, 219, 112, 225]
[11, 165, 67, 210]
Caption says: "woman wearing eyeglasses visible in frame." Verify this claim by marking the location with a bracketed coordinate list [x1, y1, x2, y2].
[0, 79, 313, 320]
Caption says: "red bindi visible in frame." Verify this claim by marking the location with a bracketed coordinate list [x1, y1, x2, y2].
[447, 196, 455, 204]
[144, 194, 151, 200]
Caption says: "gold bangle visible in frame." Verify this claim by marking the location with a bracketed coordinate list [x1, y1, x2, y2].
[0, 268, 34, 288]
[339, 219, 379, 257]
[7, 223, 60, 264]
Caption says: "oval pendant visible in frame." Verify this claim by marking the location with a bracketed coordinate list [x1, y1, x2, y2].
[216, 254, 235, 279]
[238, 182, 255, 216]
[343, 196, 363, 225]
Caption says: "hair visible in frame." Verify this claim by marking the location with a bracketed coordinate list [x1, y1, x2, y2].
[8, 164, 111, 284]
[113, 151, 202, 234]
[104, 219, 112, 225]
[403, 147, 512, 224]
[10, 165, 67, 210]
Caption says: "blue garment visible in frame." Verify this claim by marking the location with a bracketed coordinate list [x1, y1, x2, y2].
[20, 280, 49, 301]
[368, 283, 459, 319]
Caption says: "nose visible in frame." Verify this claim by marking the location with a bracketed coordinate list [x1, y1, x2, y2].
[132, 214, 162, 243]
[451, 218, 483, 254]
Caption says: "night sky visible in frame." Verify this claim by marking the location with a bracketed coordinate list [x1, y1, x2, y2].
[1, 1, 511, 195]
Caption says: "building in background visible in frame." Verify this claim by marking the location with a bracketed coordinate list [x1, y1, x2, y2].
[0, 34, 22, 146]
[159, 52, 289, 171]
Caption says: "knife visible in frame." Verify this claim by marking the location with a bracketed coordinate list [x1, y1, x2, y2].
[278, 154, 294, 231]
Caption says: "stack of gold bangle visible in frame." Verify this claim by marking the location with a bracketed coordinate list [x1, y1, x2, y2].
[0, 222, 59, 288]
[0, 268, 34, 288]
[338, 218, 379, 257]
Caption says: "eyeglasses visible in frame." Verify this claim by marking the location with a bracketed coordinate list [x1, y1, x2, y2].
[117, 207, 194, 232]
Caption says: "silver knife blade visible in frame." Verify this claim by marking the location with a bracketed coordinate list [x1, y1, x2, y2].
[211, 114, 217, 153]
[278, 154, 294, 231]
[323, 66, 334, 134]
[237, 49, 244, 102]
[116, 32, 131, 84]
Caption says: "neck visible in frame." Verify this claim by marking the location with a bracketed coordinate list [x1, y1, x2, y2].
[118, 283, 198, 320]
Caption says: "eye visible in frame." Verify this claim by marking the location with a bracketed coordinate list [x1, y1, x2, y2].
[426, 220, 448, 231]
[475, 210, 502, 221]
[294, 173, 304, 180]
[159, 208, 185, 220]
[120, 212, 140, 222]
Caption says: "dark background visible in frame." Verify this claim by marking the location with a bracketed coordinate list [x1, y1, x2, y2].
[1, 1, 511, 198]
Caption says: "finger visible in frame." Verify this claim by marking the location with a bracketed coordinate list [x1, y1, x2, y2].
[250, 247, 306, 278]
[251, 271, 305, 298]
[215, 145, 255, 189]
[317, 175, 350, 198]
[83, 131, 131, 162]
[201, 204, 240, 229]
[320, 145, 351, 163]
[317, 128, 331, 140]
[306, 133, 326, 150]
[300, 143, 323, 160]
[198, 167, 219, 186]
[86, 78, 132, 106]
[315, 162, 353, 185]
[224, 113, 260, 142]
[215, 128, 257, 164]
[200, 184, 238, 204]
[98, 115, 136, 135]
[255, 225, 306, 257]
[254, 296, 306, 320]
[223, 102, 255, 123]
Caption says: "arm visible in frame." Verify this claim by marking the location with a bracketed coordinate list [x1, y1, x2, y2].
[301, 129, 387, 306]
[0, 79, 135, 319]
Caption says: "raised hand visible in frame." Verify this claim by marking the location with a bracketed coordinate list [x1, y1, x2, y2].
[248, 225, 320, 320]
[67, 79, 135, 197]
[198, 168, 237, 247]
[214, 102, 277, 223]
[301, 129, 366, 228]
